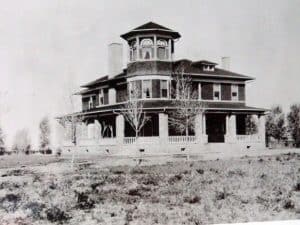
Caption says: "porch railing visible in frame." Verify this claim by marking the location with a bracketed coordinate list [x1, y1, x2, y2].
[123, 137, 136, 145]
[78, 137, 116, 146]
[123, 137, 160, 145]
[168, 136, 197, 144]
[236, 135, 261, 143]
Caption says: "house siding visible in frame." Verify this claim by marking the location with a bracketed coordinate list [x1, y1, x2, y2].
[201, 83, 213, 100]
[221, 84, 231, 100]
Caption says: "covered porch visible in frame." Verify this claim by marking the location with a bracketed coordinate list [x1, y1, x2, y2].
[67, 110, 265, 148]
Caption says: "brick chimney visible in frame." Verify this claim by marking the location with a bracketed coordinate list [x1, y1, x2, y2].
[221, 57, 230, 70]
[108, 43, 123, 79]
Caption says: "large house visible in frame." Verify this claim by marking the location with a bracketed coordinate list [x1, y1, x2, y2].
[60, 22, 267, 155]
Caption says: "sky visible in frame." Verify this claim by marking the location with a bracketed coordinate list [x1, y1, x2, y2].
[0, 0, 299, 148]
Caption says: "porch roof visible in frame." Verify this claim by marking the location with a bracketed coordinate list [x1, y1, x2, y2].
[70, 100, 267, 117]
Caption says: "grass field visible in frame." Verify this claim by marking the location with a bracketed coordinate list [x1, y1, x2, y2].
[0, 152, 299, 224]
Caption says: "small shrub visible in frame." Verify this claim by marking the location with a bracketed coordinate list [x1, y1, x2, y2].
[23, 202, 45, 219]
[294, 182, 300, 192]
[75, 192, 95, 210]
[283, 199, 295, 209]
[168, 173, 183, 184]
[0, 193, 21, 212]
[184, 195, 201, 204]
[46, 206, 70, 223]
[196, 169, 204, 175]
[141, 175, 159, 186]
[110, 168, 125, 175]
[130, 167, 145, 175]
[258, 158, 264, 162]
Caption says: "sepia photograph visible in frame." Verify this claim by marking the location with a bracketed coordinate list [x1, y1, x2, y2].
[0, 0, 299, 224]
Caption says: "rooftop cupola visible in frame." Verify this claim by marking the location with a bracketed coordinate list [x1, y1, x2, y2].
[121, 22, 181, 63]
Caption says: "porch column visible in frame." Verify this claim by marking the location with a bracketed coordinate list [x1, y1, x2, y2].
[202, 113, 208, 143]
[159, 113, 168, 144]
[195, 113, 203, 143]
[94, 119, 102, 140]
[258, 114, 266, 145]
[226, 114, 236, 143]
[116, 114, 124, 144]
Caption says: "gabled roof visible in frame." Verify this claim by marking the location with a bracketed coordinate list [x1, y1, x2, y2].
[121, 21, 181, 40]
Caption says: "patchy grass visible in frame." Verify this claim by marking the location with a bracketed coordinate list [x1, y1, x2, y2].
[0, 153, 299, 224]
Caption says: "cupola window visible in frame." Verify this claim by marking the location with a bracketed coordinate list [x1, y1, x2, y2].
[140, 38, 154, 60]
[157, 39, 169, 60]
[129, 40, 137, 61]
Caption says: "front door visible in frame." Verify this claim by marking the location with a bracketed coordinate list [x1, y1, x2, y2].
[206, 114, 226, 143]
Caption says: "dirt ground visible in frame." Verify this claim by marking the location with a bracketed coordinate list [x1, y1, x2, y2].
[0, 152, 299, 225]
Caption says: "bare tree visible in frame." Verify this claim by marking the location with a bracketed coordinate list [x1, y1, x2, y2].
[12, 128, 31, 154]
[169, 70, 205, 141]
[39, 116, 51, 153]
[120, 83, 150, 143]
[57, 84, 84, 168]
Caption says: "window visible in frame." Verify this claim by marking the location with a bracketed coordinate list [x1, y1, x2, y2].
[231, 84, 239, 101]
[161, 80, 168, 98]
[88, 96, 93, 109]
[129, 41, 137, 61]
[99, 89, 104, 105]
[213, 83, 221, 100]
[142, 80, 152, 98]
[140, 38, 153, 60]
[157, 39, 169, 60]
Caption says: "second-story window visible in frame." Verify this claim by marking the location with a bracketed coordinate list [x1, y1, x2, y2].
[99, 89, 104, 105]
[142, 80, 152, 98]
[157, 39, 169, 60]
[161, 80, 168, 98]
[88, 96, 93, 109]
[140, 38, 154, 60]
[231, 84, 239, 101]
[213, 83, 221, 100]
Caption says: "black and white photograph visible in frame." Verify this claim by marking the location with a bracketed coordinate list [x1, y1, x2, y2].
[0, 0, 299, 224]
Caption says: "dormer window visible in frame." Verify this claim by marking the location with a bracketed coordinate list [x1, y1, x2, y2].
[140, 38, 154, 60]
[157, 39, 169, 60]
[213, 84, 221, 100]
[99, 89, 104, 105]
[203, 65, 215, 72]
[129, 40, 137, 61]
